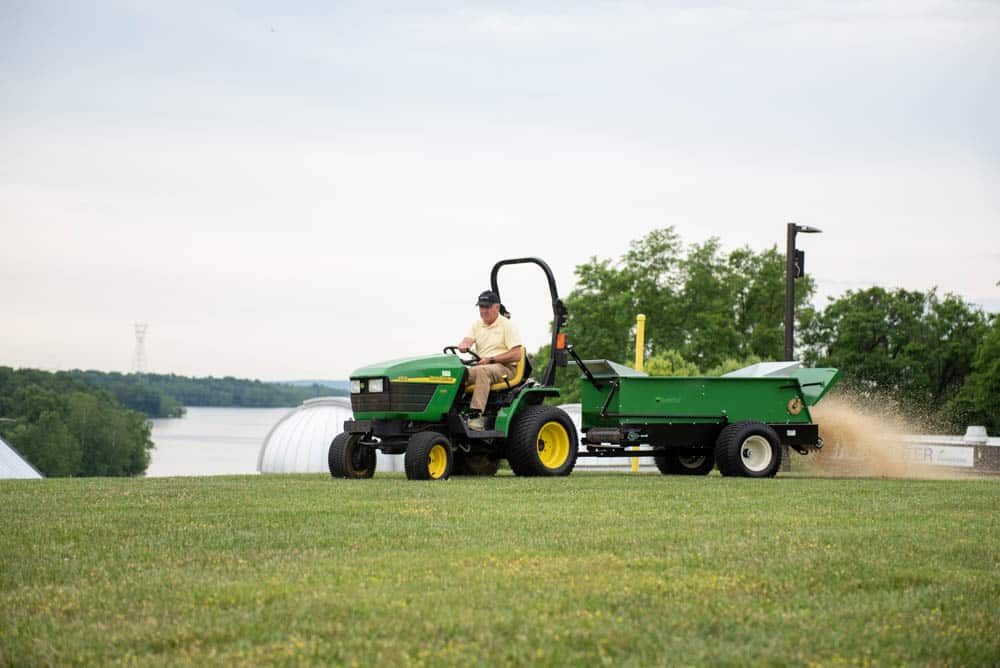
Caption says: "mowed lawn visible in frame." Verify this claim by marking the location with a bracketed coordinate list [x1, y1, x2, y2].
[2, 473, 998, 666]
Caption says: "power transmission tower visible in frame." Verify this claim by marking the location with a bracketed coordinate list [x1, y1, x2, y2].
[132, 322, 149, 374]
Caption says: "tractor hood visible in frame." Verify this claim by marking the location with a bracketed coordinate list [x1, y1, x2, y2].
[351, 353, 467, 384]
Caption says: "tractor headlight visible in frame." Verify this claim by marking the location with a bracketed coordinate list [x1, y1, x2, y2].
[350, 379, 362, 394]
[368, 377, 385, 393]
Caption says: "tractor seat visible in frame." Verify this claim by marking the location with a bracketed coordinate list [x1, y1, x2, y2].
[465, 347, 529, 393]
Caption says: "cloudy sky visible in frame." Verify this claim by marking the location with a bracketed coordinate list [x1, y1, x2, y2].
[3, 1, 998, 380]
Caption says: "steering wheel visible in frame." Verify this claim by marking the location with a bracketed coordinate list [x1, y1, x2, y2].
[443, 346, 481, 366]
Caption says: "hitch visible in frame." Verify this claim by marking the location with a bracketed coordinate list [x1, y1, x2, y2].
[567, 345, 603, 389]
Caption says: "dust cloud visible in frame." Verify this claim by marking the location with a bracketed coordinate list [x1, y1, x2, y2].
[804, 394, 971, 480]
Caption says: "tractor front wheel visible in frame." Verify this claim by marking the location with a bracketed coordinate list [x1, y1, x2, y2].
[654, 452, 715, 475]
[328, 432, 376, 479]
[714, 422, 781, 478]
[405, 432, 453, 480]
[507, 405, 577, 477]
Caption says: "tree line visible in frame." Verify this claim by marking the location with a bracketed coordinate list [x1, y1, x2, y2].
[66, 371, 345, 418]
[533, 227, 997, 433]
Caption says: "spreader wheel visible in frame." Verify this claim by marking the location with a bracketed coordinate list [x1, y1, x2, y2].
[405, 432, 453, 481]
[714, 421, 782, 478]
[507, 405, 577, 477]
[654, 452, 715, 475]
[328, 432, 376, 479]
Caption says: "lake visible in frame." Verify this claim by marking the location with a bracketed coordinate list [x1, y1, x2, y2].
[147, 407, 291, 477]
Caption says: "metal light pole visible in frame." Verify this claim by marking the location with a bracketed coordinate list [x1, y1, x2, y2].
[784, 223, 823, 361]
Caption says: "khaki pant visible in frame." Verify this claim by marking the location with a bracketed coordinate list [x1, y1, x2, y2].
[468, 363, 516, 412]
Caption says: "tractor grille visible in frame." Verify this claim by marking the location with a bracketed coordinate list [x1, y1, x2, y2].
[351, 382, 438, 414]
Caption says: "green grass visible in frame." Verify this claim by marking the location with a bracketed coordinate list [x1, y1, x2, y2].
[2, 473, 998, 666]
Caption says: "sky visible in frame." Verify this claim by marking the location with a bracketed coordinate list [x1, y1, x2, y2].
[2, 1, 998, 380]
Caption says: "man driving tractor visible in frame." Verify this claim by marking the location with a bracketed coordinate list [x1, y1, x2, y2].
[457, 290, 524, 431]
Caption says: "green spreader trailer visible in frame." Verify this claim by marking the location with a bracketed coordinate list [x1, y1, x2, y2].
[573, 358, 840, 477]
[330, 256, 840, 481]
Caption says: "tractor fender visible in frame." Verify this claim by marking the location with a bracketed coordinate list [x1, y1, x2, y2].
[494, 387, 561, 435]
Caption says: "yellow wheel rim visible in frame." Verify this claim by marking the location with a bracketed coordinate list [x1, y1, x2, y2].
[427, 444, 448, 479]
[537, 422, 570, 469]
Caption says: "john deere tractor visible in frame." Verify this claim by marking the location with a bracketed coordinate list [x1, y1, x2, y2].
[329, 257, 577, 481]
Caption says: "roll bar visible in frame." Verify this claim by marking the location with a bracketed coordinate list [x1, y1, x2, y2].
[489, 257, 568, 387]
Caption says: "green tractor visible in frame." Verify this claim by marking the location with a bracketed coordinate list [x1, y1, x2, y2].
[330, 257, 576, 481]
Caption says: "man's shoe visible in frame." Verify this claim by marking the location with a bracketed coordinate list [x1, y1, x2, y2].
[467, 416, 485, 431]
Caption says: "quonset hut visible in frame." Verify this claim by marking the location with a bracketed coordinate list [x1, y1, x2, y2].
[0, 435, 43, 479]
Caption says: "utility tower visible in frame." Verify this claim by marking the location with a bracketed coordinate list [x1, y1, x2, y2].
[132, 322, 149, 374]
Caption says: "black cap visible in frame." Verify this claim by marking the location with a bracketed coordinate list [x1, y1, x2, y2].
[476, 290, 500, 306]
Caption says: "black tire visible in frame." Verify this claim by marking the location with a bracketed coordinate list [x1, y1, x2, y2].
[328, 432, 376, 479]
[507, 405, 577, 477]
[452, 452, 501, 476]
[714, 421, 782, 478]
[405, 432, 453, 480]
[654, 451, 715, 475]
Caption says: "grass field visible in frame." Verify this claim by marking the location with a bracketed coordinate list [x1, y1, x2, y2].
[2, 472, 998, 666]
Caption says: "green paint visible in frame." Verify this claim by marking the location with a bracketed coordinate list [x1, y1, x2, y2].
[580, 363, 841, 430]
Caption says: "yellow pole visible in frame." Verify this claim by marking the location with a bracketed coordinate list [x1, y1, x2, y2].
[632, 314, 645, 473]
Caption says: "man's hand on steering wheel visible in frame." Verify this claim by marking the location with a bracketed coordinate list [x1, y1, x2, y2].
[442, 346, 481, 366]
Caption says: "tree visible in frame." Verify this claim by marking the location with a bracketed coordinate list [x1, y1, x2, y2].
[944, 315, 1000, 433]
[66, 392, 151, 477]
[558, 227, 810, 376]
[671, 239, 741, 368]
[801, 288, 988, 422]
[564, 228, 685, 364]
[5, 411, 81, 477]
[642, 351, 701, 377]
[729, 246, 806, 361]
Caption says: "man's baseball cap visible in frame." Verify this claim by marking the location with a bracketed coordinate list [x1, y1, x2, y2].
[476, 290, 500, 306]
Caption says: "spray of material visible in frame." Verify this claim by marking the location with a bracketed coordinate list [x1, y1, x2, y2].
[806, 393, 971, 480]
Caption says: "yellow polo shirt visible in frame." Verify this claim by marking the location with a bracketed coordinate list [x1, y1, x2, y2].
[468, 315, 522, 360]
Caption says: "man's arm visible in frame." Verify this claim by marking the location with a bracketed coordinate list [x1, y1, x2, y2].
[457, 337, 475, 353]
[478, 345, 522, 366]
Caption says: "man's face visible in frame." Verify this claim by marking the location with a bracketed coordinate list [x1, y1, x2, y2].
[479, 303, 500, 325]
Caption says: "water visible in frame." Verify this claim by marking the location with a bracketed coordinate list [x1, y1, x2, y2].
[147, 407, 291, 477]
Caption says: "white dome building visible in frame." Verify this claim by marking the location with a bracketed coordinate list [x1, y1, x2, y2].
[257, 397, 403, 474]
[1, 435, 43, 479]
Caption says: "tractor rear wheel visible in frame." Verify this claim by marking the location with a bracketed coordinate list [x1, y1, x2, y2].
[654, 452, 714, 475]
[405, 432, 453, 481]
[453, 452, 501, 476]
[507, 405, 577, 477]
[714, 422, 781, 478]
[328, 432, 376, 479]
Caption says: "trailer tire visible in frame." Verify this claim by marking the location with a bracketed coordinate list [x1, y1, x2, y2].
[328, 432, 376, 479]
[715, 421, 781, 478]
[507, 405, 577, 477]
[654, 452, 715, 475]
[453, 452, 500, 476]
[405, 432, 453, 481]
